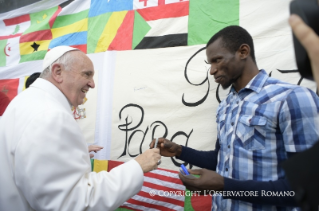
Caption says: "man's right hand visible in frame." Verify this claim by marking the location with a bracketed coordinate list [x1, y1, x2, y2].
[149, 138, 182, 157]
[135, 148, 161, 173]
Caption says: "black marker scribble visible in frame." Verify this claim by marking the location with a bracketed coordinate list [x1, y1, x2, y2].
[182, 47, 210, 107]
[118, 104, 144, 131]
[128, 127, 149, 157]
[118, 104, 144, 158]
[276, 69, 298, 73]
[297, 77, 303, 85]
[150, 121, 168, 140]
[118, 104, 194, 168]
[277, 69, 305, 86]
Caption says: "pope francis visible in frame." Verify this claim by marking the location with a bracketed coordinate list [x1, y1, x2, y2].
[0, 46, 161, 211]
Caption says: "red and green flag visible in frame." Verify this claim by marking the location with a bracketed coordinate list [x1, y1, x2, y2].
[19, 6, 61, 63]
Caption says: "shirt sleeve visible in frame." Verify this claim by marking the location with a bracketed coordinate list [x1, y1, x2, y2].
[15, 110, 144, 211]
[279, 86, 319, 152]
[177, 140, 220, 170]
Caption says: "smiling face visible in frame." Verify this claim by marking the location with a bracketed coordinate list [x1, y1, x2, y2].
[206, 37, 244, 90]
[59, 51, 95, 107]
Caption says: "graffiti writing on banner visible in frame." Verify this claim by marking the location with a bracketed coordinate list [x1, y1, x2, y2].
[182, 47, 317, 106]
[117, 103, 193, 168]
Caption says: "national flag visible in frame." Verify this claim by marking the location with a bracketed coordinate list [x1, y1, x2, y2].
[134, 1, 189, 49]
[87, 10, 145, 53]
[0, 79, 20, 101]
[0, 15, 31, 67]
[19, 6, 61, 63]
[131, 10, 151, 50]
[49, 9, 89, 53]
[104, 160, 213, 211]
[109, 160, 186, 211]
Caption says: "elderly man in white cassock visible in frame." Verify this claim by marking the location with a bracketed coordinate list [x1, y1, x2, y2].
[0, 46, 161, 211]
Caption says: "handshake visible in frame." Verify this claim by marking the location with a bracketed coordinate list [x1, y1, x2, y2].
[138, 138, 224, 193]
[134, 137, 182, 173]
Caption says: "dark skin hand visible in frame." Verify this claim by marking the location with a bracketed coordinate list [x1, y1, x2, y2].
[149, 138, 182, 157]
[150, 138, 225, 193]
[179, 169, 224, 194]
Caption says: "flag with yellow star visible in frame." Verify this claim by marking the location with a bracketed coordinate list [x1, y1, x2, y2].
[19, 6, 61, 63]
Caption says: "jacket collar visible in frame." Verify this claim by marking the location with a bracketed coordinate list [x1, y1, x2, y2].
[30, 78, 72, 112]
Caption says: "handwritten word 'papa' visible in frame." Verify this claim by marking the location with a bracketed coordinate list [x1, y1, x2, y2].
[117, 103, 193, 167]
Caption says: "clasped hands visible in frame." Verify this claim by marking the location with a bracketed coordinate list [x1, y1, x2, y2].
[149, 138, 224, 194]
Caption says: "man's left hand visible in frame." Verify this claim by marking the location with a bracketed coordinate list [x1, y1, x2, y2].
[179, 169, 224, 194]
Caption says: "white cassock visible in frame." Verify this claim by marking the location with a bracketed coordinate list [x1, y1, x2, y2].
[0, 78, 144, 211]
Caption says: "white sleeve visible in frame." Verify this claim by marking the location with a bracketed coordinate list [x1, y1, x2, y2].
[15, 110, 144, 211]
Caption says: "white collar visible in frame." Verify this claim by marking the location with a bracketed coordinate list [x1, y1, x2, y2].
[30, 78, 72, 112]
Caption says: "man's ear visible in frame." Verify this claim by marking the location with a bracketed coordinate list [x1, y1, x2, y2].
[51, 63, 63, 83]
[237, 44, 250, 60]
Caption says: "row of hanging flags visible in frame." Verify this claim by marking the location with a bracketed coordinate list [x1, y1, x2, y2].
[0, 0, 205, 67]
[0, 0, 231, 210]
[0, 0, 240, 67]
[1, 0, 196, 101]
[0, 0, 240, 111]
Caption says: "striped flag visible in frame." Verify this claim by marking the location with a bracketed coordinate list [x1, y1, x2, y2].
[134, 1, 189, 49]
[87, 0, 134, 53]
[109, 160, 186, 211]
[19, 6, 61, 63]
[87, 9, 151, 52]
[87, 10, 136, 53]
[49, 0, 91, 53]
[50, 10, 88, 53]
[87, 0, 148, 52]
[0, 15, 31, 67]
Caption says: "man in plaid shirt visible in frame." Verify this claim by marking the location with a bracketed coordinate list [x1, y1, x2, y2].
[151, 25, 319, 210]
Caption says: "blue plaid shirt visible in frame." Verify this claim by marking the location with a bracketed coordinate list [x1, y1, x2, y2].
[213, 69, 319, 211]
